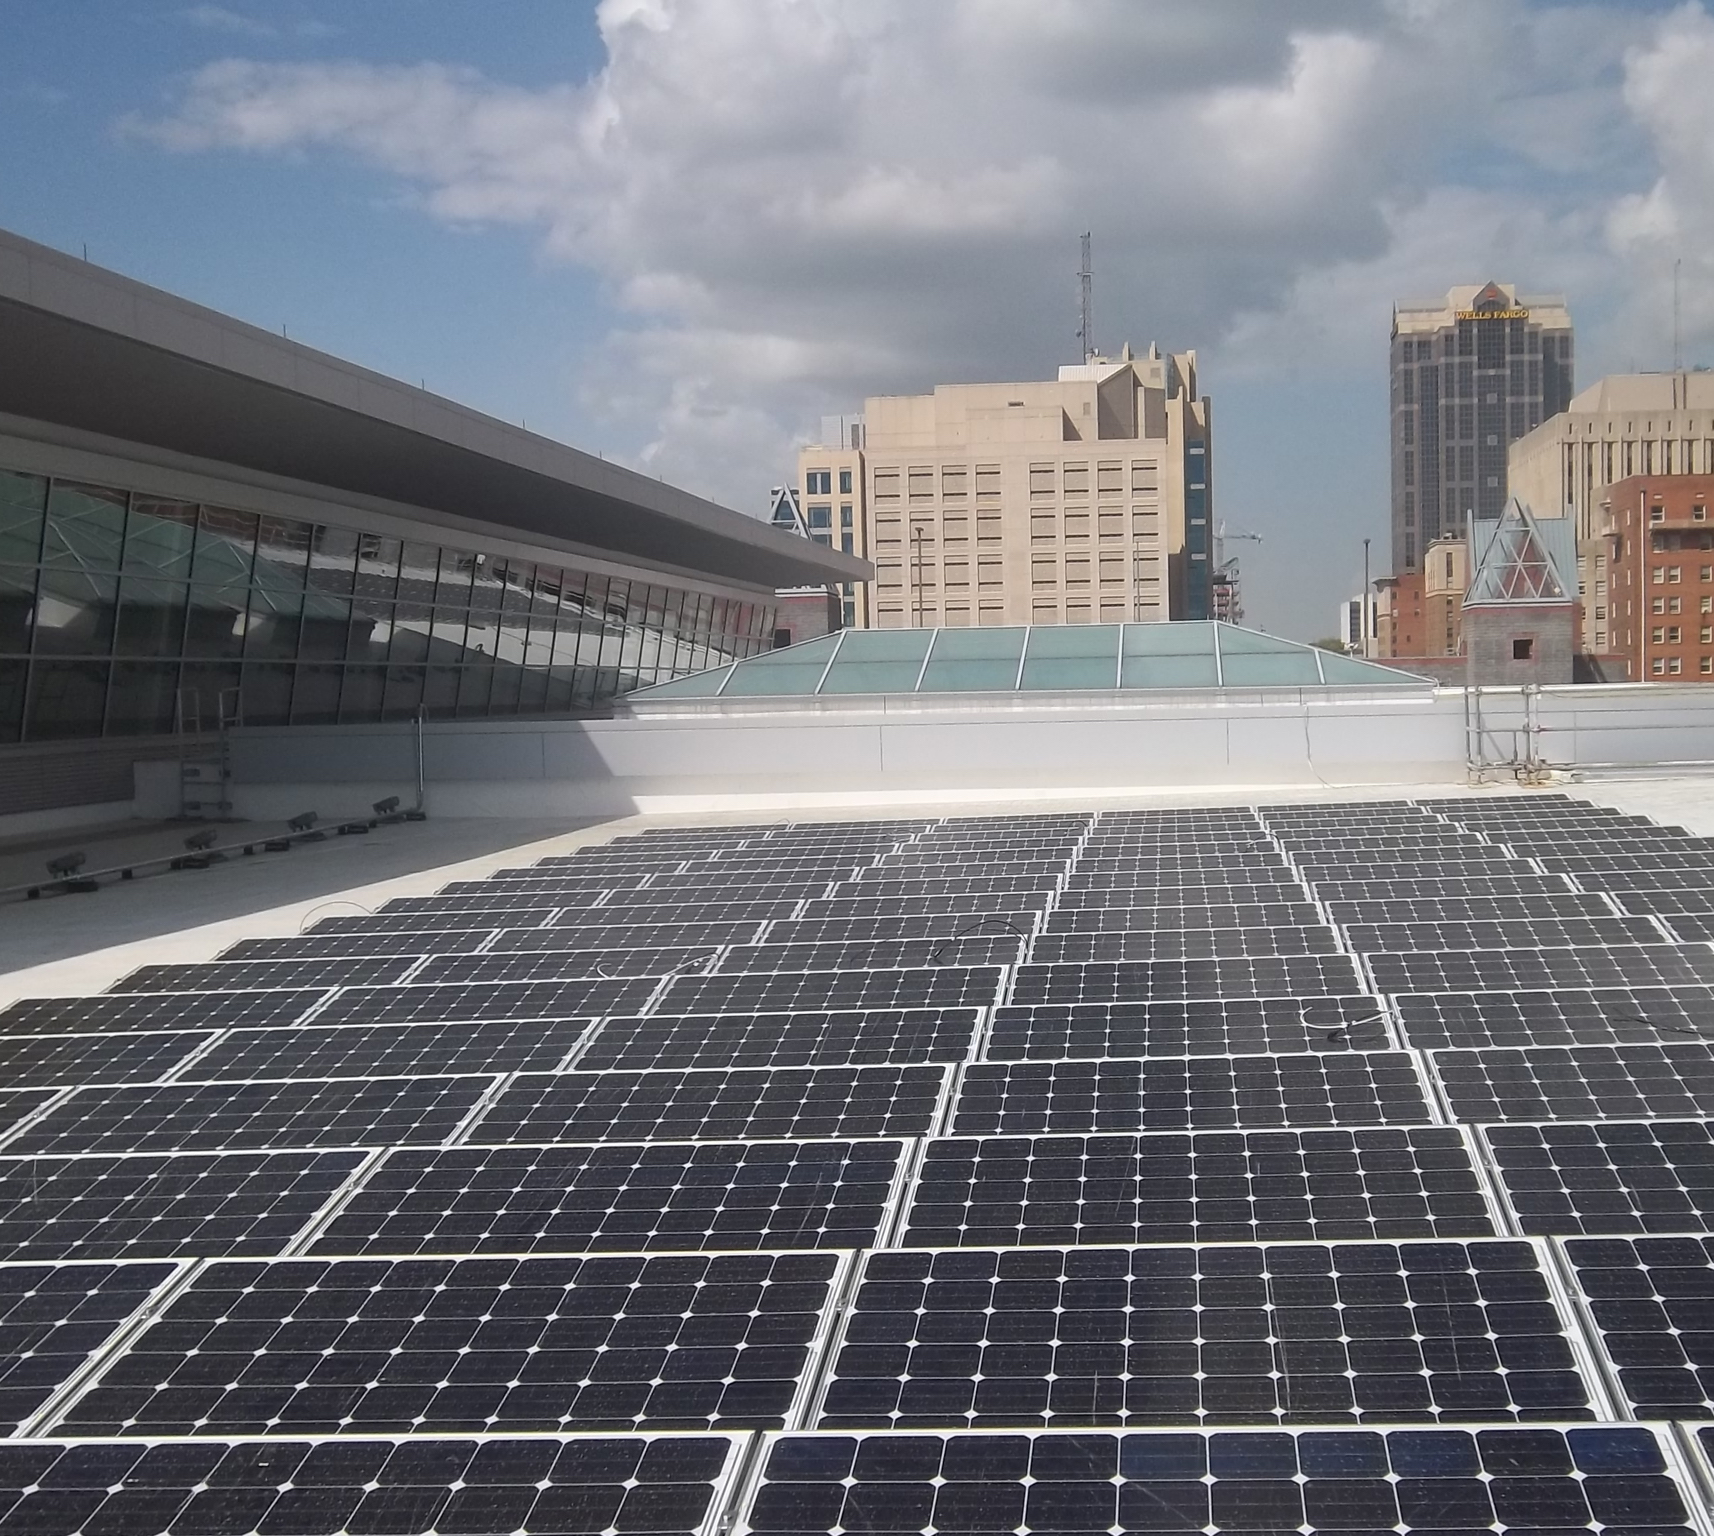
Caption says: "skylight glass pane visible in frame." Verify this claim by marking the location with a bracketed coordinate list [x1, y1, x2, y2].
[1217, 626, 1303, 654]
[1318, 653, 1432, 685]
[918, 626, 1026, 692]
[627, 664, 734, 698]
[1220, 652, 1324, 685]
[717, 633, 840, 696]
[1122, 621, 1215, 656]
[1120, 652, 1220, 687]
[1019, 625, 1119, 690]
[818, 629, 933, 694]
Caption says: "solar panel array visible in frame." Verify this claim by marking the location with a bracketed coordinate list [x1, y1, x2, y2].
[8, 794, 1714, 1532]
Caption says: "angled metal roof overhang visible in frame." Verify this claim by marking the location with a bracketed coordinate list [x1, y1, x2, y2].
[0, 228, 867, 592]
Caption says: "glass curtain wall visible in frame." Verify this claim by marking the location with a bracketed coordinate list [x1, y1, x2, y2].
[0, 462, 772, 743]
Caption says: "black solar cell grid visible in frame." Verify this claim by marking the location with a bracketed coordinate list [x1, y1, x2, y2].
[0, 1434, 739, 1536]
[310, 910, 547, 934]
[903, 1129, 1492, 1248]
[652, 965, 1006, 1016]
[7, 1075, 494, 1155]
[1063, 869, 1298, 891]
[312, 976, 658, 1026]
[0, 1150, 364, 1262]
[1483, 1121, 1714, 1236]
[741, 1424, 1691, 1536]
[0, 1260, 179, 1434]
[1297, 860, 1541, 885]
[192, 1018, 597, 1081]
[1345, 918, 1662, 954]
[412, 948, 720, 986]
[109, 957, 422, 993]
[1030, 928, 1341, 963]
[1055, 884, 1309, 911]
[1312, 875, 1580, 902]
[438, 876, 654, 893]
[953, 1054, 1432, 1134]
[1076, 839, 1277, 855]
[578, 1009, 979, 1072]
[1269, 835, 1495, 850]
[984, 997, 1390, 1060]
[1562, 1235, 1714, 1420]
[760, 913, 1037, 945]
[1543, 850, 1714, 874]
[820, 1239, 1590, 1427]
[1557, 866, 1714, 892]
[58, 1251, 840, 1436]
[0, 1030, 208, 1088]
[314, 1139, 906, 1256]
[1370, 943, 1714, 995]
[1394, 987, 1714, 1050]
[1009, 956, 1365, 1004]
[477, 1064, 948, 1144]
[0, 991, 328, 1035]
[220, 930, 495, 961]
[494, 920, 771, 949]
[1655, 913, 1714, 944]
[555, 899, 802, 924]
[800, 892, 1056, 920]
[713, 937, 1025, 973]
[1068, 851, 1284, 867]
[381, 893, 573, 913]
[620, 879, 833, 902]
[831, 876, 1065, 898]
[1431, 1043, 1714, 1122]
[1043, 902, 1324, 933]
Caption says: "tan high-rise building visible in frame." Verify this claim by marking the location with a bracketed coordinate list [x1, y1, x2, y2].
[802, 345, 1210, 628]
[796, 416, 869, 628]
[1509, 371, 1714, 651]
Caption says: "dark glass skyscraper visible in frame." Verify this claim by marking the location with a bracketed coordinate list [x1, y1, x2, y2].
[1390, 281, 1573, 573]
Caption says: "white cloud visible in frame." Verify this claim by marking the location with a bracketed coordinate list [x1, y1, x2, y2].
[125, 0, 1710, 621]
[177, 6, 338, 42]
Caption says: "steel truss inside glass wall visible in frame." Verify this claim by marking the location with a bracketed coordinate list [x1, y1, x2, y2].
[0, 465, 773, 743]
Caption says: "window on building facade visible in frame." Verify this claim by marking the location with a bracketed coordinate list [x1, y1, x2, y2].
[1670, 657, 1683, 674]
[1669, 626, 1683, 642]
[1651, 504, 1666, 523]
[839, 469, 852, 495]
[806, 470, 832, 495]
[1653, 657, 1667, 675]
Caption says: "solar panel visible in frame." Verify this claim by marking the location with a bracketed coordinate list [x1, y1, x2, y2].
[191, 1018, 599, 1081]
[814, 1240, 1590, 1427]
[1561, 1235, 1714, 1420]
[758, 913, 1038, 945]
[0, 1030, 208, 1088]
[476, 1065, 948, 1144]
[902, 1129, 1493, 1247]
[1395, 987, 1714, 1050]
[1312, 876, 1578, 902]
[54, 1252, 840, 1436]
[714, 938, 1026, 973]
[1613, 889, 1714, 916]
[577, 1009, 979, 1072]
[0, 991, 327, 1034]
[1483, 1121, 1714, 1236]
[221, 930, 496, 961]
[1008, 957, 1365, 1004]
[313, 1139, 906, 1256]
[7, 1076, 494, 1155]
[489, 919, 772, 950]
[1431, 1044, 1714, 1122]
[1030, 928, 1342, 962]
[985, 997, 1389, 1059]
[952, 1055, 1432, 1134]
[653, 966, 1006, 1015]
[312, 977, 658, 1026]
[1368, 945, 1714, 995]
[739, 1424, 1694, 1536]
[1344, 918, 1663, 954]
[1042, 902, 1325, 933]
[412, 948, 721, 985]
[0, 1150, 364, 1260]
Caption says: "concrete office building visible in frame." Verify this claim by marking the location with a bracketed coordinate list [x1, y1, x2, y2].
[795, 418, 869, 629]
[1390, 282, 1573, 573]
[1509, 372, 1714, 652]
[0, 227, 863, 821]
[810, 345, 1210, 628]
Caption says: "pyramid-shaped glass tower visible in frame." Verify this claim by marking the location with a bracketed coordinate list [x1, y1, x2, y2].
[1466, 496, 1577, 605]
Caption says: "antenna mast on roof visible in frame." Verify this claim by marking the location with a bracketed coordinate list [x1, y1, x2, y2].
[1078, 233, 1095, 362]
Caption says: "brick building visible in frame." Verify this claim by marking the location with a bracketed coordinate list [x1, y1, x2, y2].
[1591, 474, 1714, 680]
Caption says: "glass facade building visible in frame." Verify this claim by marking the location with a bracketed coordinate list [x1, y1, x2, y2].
[0, 462, 774, 744]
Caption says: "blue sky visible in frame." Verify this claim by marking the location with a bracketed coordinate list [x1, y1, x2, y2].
[2, 0, 1707, 638]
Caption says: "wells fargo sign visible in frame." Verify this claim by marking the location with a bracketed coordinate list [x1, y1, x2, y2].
[1456, 308, 1529, 321]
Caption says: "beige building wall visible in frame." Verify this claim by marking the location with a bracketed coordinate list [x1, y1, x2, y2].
[795, 424, 869, 628]
[1509, 372, 1714, 650]
[828, 345, 1207, 628]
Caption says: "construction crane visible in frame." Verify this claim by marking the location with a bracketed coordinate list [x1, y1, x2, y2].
[1211, 523, 1263, 625]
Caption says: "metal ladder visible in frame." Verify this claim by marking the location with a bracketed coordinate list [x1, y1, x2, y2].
[175, 687, 241, 819]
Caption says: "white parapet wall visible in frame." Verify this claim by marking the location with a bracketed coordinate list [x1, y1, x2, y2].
[223, 685, 1472, 818]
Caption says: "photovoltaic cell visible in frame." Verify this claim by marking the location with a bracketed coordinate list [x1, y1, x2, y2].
[1395, 987, 1714, 1050]
[1432, 1043, 1714, 1122]
[902, 1129, 1492, 1247]
[413, 949, 721, 986]
[312, 977, 658, 1026]
[0, 1031, 207, 1088]
[7, 1076, 494, 1155]
[1042, 903, 1324, 934]
[953, 1055, 1432, 1135]
[578, 1009, 979, 1072]
[0, 1260, 178, 1434]
[191, 1019, 598, 1081]
[477, 1065, 947, 1144]
[1008, 957, 1366, 1005]
[984, 998, 1390, 1060]
[740, 1424, 1691, 1536]
[112, 958, 420, 993]
[1483, 1122, 1714, 1236]
[59, 1252, 839, 1435]
[817, 1240, 1590, 1427]
[1562, 1235, 1714, 1420]
[653, 967, 1005, 1015]
[0, 1151, 364, 1261]
[0, 991, 327, 1035]
[1368, 945, 1714, 995]
[1344, 918, 1664, 954]
[221, 930, 495, 961]
[714, 938, 1026, 973]
[1029, 928, 1341, 963]
[314, 1140, 905, 1256]
[0, 1433, 740, 1536]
